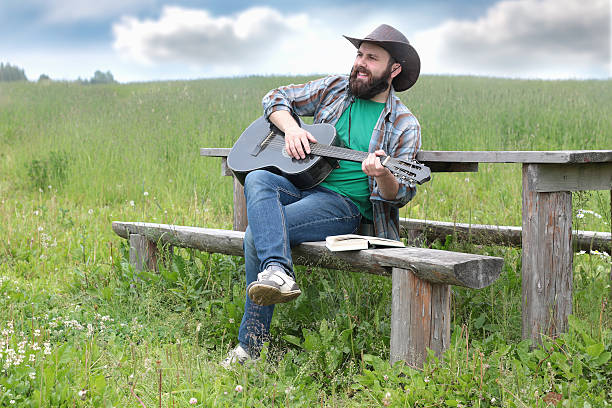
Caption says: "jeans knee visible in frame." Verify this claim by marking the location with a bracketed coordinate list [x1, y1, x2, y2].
[244, 170, 269, 196]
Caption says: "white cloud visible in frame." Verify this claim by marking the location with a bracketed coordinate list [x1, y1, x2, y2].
[109, 1, 610, 80]
[412, 0, 610, 78]
[113, 7, 307, 67]
[111, 5, 395, 78]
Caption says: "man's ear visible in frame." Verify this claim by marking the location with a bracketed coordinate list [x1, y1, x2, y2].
[390, 63, 402, 79]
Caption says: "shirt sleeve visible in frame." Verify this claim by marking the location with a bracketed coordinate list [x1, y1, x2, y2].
[262, 75, 343, 119]
[370, 121, 421, 207]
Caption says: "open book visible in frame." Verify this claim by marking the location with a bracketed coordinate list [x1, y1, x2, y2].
[325, 234, 406, 252]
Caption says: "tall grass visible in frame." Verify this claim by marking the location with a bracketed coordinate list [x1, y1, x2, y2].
[0, 76, 610, 406]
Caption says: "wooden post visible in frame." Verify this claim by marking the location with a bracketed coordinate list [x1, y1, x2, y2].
[221, 157, 248, 232]
[129, 233, 159, 272]
[232, 177, 248, 232]
[390, 267, 450, 367]
[521, 164, 573, 344]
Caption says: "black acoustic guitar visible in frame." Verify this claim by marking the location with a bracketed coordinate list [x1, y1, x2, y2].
[227, 116, 431, 189]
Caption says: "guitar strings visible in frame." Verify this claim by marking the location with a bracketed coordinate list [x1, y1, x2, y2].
[264, 140, 418, 178]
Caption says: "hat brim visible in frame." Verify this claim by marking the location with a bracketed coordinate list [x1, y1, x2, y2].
[343, 35, 420, 92]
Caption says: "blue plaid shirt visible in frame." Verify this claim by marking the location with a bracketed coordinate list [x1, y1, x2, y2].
[262, 75, 421, 240]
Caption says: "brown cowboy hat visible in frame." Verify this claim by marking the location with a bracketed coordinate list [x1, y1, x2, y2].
[343, 24, 420, 91]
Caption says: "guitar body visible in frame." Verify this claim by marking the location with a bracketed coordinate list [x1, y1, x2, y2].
[228, 116, 339, 189]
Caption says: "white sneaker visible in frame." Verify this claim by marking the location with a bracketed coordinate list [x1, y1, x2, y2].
[247, 265, 301, 306]
[220, 345, 251, 369]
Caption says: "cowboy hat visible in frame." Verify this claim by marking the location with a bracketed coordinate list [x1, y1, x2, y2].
[343, 24, 420, 91]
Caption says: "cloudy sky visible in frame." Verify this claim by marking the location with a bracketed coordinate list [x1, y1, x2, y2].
[1, 0, 610, 82]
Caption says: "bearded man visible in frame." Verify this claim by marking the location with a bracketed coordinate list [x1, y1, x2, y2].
[222, 24, 422, 367]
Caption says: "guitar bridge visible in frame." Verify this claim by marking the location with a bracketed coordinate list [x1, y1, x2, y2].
[250, 130, 275, 157]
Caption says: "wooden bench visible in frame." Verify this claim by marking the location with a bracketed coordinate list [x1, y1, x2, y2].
[112, 221, 504, 367]
[201, 148, 612, 345]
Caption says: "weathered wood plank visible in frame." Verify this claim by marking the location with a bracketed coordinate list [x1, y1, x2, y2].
[220, 157, 233, 176]
[390, 267, 450, 367]
[232, 177, 248, 231]
[200, 148, 231, 157]
[429, 283, 451, 357]
[112, 221, 503, 288]
[129, 233, 159, 272]
[400, 218, 611, 252]
[425, 162, 478, 173]
[202, 148, 612, 164]
[526, 162, 612, 192]
[522, 164, 573, 345]
[417, 150, 612, 164]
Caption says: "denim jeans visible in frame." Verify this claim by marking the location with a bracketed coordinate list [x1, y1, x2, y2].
[237, 170, 361, 355]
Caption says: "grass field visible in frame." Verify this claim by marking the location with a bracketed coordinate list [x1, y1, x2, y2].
[0, 76, 610, 407]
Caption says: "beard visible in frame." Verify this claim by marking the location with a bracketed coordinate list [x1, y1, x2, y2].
[349, 63, 393, 100]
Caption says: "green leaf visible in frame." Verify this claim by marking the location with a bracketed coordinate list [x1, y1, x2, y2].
[283, 335, 303, 348]
[474, 313, 486, 330]
[92, 374, 106, 394]
[586, 343, 604, 358]
[302, 330, 321, 352]
[445, 400, 459, 406]
[595, 351, 611, 366]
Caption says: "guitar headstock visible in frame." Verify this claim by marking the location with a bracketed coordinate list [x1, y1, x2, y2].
[382, 157, 431, 186]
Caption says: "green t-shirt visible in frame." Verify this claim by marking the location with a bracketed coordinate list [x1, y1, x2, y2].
[319, 98, 385, 220]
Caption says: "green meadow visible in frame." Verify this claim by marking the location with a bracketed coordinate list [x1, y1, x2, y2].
[0, 76, 610, 406]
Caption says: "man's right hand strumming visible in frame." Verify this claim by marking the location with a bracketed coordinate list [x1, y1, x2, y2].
[269, 110, 318, 160]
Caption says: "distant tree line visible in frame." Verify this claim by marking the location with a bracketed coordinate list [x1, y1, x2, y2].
[1, 63, 117, 84]
[0, 62, 27, 81]
[83, 70, 116, 85]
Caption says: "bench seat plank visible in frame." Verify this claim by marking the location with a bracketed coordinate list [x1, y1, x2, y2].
[112, 221, 503, 289]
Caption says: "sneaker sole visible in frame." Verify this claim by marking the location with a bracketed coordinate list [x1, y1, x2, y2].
[247, 283, 301, 306]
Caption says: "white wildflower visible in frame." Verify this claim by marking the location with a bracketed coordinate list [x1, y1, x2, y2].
[88, 209, 93, 215]
[189, 397, 197, 404]
[235, 385, 243, 392]
[129, 200, 135, 206]
[143, 191, 149, 196]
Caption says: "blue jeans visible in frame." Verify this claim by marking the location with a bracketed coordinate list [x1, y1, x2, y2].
[237, 170, 361, 355]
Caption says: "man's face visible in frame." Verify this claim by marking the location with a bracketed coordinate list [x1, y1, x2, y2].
[349, 42, 396, 100]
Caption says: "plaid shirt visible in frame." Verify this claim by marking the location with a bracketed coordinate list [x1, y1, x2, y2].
[262, 75, 421, 240]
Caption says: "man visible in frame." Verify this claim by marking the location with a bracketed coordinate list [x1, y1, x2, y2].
[222, 24, 421, 367]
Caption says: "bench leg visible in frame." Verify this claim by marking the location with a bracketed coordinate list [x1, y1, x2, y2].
[129, 233, 160, 272]
[232, 176, 248, 232]
[390, 267, 450, 367]
[521, 164, 573, 345]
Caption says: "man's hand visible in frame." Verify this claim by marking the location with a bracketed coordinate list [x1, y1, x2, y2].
[284, 126, 318, 160]
[269, 110, 318, 159]
[362, 150, 399, 200]
[362, 150, 390, 177]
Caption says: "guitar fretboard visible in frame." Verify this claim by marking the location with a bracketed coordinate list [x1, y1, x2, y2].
[309, 143, 371, 163]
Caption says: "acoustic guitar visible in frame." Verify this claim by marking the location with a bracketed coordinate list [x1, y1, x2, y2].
[227, 116, 430, 189]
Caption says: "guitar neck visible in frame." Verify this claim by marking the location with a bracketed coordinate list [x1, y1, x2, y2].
[309, 143, 371, 163]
